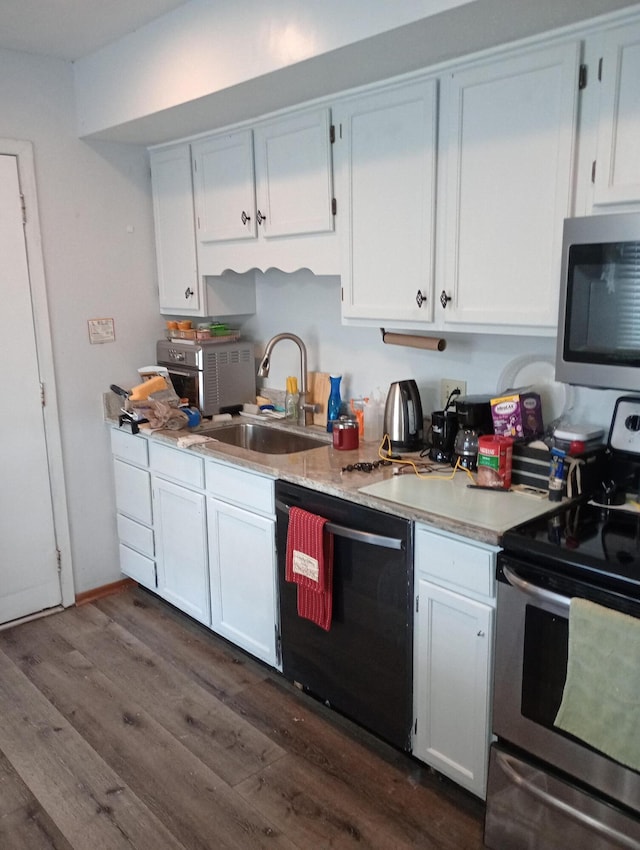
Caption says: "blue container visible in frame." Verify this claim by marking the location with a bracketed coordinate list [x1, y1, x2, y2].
[327, 375, 342, 432]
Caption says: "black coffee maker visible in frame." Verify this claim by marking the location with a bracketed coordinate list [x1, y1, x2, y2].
[452, 394, 494, 470]
[429, 409, 458, 463]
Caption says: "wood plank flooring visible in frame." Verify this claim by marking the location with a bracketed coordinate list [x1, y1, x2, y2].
[0, 586, 486, 849]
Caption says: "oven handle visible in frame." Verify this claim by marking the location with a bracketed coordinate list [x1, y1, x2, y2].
[276, 500, 404, 550]
[495, 750, 640, 849]
[503, 564, 570, 612]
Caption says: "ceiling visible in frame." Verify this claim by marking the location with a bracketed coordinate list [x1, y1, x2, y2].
[0, 0, 191, 60]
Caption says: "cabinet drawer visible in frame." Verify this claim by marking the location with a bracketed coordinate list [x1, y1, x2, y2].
[113, 459, 152, 526]
[117, 514, 154, 558]
[149, 441, 204, 488]
[119, 544, 156, 589]
[205, 460, 275, 516]
[111, 427, 149, 467]
[415, 526, 497, 599]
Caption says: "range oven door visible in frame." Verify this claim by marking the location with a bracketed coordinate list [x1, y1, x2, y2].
[492, 555, 640, 817]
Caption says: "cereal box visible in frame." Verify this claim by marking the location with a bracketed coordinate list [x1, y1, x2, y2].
[490, 390, 543, 440]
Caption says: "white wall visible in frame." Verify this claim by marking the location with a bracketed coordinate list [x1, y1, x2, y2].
[0, 47, 164, 594]
[73, 0, 467, 138]
[72, 0, 640, 144]
[242, 270, 622, 433]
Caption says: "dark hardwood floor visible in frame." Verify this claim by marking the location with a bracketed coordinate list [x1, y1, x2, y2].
[0, 586, 486, 848]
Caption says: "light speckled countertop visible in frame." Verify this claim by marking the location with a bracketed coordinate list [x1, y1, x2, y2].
[105, 394, 557, 546]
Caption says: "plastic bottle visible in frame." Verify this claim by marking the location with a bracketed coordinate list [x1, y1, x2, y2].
[364, 388, 385, 443]
[285, 376, 300, 422]
[327, 375, 342, 432]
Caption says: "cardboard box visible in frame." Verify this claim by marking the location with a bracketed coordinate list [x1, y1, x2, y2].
[491, 390, 543, 440]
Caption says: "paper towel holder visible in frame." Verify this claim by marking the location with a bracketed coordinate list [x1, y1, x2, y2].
[380, 328, 446, 352]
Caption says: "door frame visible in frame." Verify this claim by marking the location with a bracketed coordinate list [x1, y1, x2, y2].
[2, 138, 74, 613]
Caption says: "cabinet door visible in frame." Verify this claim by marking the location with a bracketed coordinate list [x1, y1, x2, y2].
[413, 578, 493, 798]
[254, 108, 334, 238]
[153, 477, 210, 625]
[593, 21, 640, 207]
[192, 131, 257, 242]
[440, 43, 580, 329]
[150, 144, 200, 315]
[208, 498, 278, 668]
[335, 80, 437, 322]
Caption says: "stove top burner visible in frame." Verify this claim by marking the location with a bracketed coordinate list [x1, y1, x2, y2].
[502, 500, 640, 596]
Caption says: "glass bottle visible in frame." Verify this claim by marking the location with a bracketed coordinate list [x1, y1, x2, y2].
[285, 376, 300, 422]
[327, 374, 342, 432]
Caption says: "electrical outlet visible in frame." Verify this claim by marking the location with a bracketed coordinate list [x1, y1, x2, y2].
[440, 378, 467, 409]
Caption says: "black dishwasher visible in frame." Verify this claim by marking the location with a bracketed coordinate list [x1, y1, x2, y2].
[275, 480, 414, 751]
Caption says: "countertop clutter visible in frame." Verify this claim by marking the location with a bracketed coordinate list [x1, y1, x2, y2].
[104, 393, 556, 545]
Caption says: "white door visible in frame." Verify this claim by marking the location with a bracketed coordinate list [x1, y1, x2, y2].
[440, 43, 579, 328]
[152, 476, 210, 626]
[192, 130, 257, 242]
[335, 79, 437, 322]
[208, 497, 278, 667]
[149, 144, 200, 314]
[254, 108, 335, 238]
[0, 153, 62, 624]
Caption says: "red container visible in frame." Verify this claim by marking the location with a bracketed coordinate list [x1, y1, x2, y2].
[332, 419, 359, 451]
[477, 435, 513, 489]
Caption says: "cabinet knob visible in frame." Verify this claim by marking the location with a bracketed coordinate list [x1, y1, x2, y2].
[184, 287, 194, 300]
[415, 290, 427, 308]
[241, 211, 251, 225]
[477, 630, 485, 638]
[440, 290, 452, 309]
[256, 210, 266, 225]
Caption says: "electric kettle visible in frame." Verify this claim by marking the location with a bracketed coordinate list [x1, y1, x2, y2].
[384, 380, 424, 451]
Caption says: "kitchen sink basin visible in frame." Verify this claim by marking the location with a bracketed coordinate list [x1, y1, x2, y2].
[199, 422, 328, 454]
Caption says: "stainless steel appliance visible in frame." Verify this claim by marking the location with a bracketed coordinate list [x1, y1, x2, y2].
[276, 481, 414, 751]
[555, 211, 640, 392]
[156, 338, 255, 417]
[383, 380, 424, 452]
[485, 402, 640, 850]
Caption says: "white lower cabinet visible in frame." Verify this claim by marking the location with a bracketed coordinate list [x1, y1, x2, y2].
[152, 475, 209, 626]
[205, 460, 279, 668]
[111, 429, 156, 592]
[413, 524, 498, 799]
[111, 431, 280, 668]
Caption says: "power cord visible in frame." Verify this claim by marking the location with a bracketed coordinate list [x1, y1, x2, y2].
[378, 434, 475, 482]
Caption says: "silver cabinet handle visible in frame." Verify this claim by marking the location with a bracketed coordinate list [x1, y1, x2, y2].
[496, 750, 640, 849]
[276, 500, 404, 550]
[502, 564, 570, 611]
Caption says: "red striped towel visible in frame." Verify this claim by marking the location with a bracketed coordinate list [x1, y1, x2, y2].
[285, 506, 334, 631]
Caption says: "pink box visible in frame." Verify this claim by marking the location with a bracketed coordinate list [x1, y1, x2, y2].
[491, 390, 543, 440]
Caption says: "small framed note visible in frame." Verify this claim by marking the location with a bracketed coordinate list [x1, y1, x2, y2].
[88, 318, 115, 345]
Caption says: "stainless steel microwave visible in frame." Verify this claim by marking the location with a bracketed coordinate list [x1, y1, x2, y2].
[555, 212, 640, 392]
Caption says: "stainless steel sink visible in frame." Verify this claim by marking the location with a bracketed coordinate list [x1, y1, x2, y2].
[199, 422, 328, 454]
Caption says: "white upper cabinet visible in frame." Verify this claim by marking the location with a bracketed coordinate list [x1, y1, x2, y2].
[592, 20, 640, 208]
[254, 109, 335, 238]
[150, 143, 256, 317]
[334, 79, 438, 323]
[193, 107, 339, 275]
[439, 43, 580, 331]
[192, 130, 257, 243]
[150, 144, 201, 315]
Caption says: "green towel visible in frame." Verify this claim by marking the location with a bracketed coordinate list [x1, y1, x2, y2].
[555, 597, 640, 772]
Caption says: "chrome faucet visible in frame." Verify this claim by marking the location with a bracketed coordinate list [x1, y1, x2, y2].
[257, 333, 319, 426]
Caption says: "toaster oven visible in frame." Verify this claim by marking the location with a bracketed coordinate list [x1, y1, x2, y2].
[156, 338, 255, 417]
